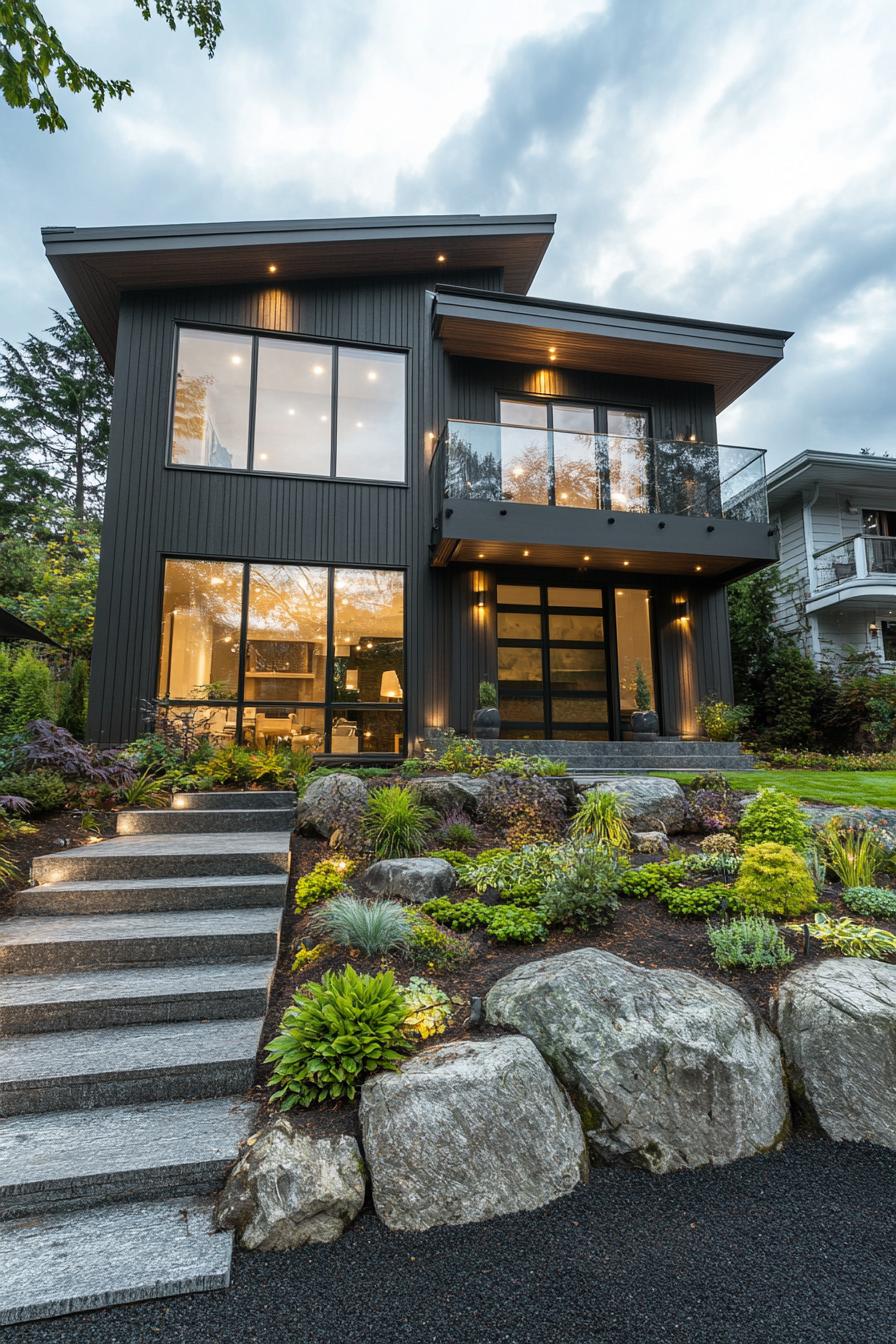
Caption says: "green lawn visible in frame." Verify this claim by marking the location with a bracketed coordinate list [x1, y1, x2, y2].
[656, 770, 896, 809]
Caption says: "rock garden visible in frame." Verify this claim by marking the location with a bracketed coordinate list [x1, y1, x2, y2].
[215, 737, 896, 1251]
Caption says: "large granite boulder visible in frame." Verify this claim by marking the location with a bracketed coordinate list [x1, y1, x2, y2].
[486, 948, 789, 1174]
[774, 959, 896, 1147]
[407, 773, 489, 816]
[543, 775, 580, 814]
[295, 772, 368, 840]
[583, 778, 688, 835]
[359, 1036, 587, 1231]
[363, 857, 456, 903]
[215, 1118, 366, 1250]
[803, 804, 896, 853]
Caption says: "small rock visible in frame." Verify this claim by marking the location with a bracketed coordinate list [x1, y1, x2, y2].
[631, 830, 670, 855]
[215, 1118, 366, 1250]
[581, 777, 688, 834]
[359, 1037, 587, 1232]
[406, 773, 488, 816]
[486, 947, 789, 1173]
[774, 959, 896, 1148]
[363, 857, 456, 902]
[295, 772, 368, 840]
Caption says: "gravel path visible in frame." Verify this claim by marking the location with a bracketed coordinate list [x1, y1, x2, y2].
[7, 1137, 895, 1344]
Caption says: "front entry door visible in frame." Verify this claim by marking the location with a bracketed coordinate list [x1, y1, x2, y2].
[496, 583, 610, 739]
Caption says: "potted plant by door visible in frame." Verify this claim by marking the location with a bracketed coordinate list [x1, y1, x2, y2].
[630, 661, 659, 740]
[471, 680, 501, 740]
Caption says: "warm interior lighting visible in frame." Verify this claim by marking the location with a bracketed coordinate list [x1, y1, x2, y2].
[559, 492, 568, 501]
[356, 421, 364, 429]
[367, 370, 378, 381]
[695, 564, 703, 572]
[549, 354, 557, 362]
[548, 346, 556, 354]
[869, 623, 880, 637]
[523, 549, 530, 557]
[344, 668, 359, 692]
[258, 453, 269, 461]
[583, 554, 591, 561]
[287, 408, 296, 416]
[230, 355, 242, 365]
[477, 552, 485, 559]
[380, 670, 403, 700]
[312, 365, 325, 376]
[268, 264, 277, 273]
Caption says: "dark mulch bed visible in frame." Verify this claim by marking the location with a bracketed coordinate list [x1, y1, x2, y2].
[0, 809, 118, 916]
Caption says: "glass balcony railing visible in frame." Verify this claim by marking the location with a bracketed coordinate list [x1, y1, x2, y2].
[432, 420, 768, 523]
[815, 534, 896, 590]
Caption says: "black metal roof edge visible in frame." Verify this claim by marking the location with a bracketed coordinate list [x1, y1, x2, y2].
[41, 213, 557, 250]
[434, 283, 793, 344]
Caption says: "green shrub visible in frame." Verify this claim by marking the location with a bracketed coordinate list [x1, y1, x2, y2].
[661, 882, 731, 917]
[687, 851, 740, 879]
[734, 842, 818, 917]
[821, 821, 887, 888]
[493, 751, 568, 778]
[481, 903, 547, 943]
[707, 916, 794, 971]
[8, 650, 54, 732]
[696, 696, 749, 742]
[463, 844, 557, 906]
[738, 788, 812, 850]
[699, 831, 740, 856]
[478, 680, 498, 708]
[56, 658, 89, 739]
[438, 820, 477, 849]
[193, 744, 256, 787]
[404, 914, 471, 971]
[0, 646, 14, 724]
[117, 766, 171, 809]
[265, 965, 411, 1108]
[399, 757, 426, 778]
[361, 785, 436, 858]
[0, 768, 67, 814]
[842, 886, 896, 920]
[310, 894, 411, 956]
[541, 842, 620, 930]
[478, 776, 566, 846]
[294, 857, 356, 914]
[787, 911, 896, 959]
[616, 859, 688, 900]
[570, 788, 631, 850]
[420, 896, 490, 931]
[437, 736, 492, 775]
[424, 848, 473, 873]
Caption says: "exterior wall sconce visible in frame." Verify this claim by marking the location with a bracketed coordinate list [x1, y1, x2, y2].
[675, 597, 690, 621]
[474, 589, 487, 609]
[869, 623, 879, 638]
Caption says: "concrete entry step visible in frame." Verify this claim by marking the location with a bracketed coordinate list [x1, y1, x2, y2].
[11, 872, 289, 916]
[31, 831, 292, 884]
[0, 1096, 257, 1220]
[116, 807, 296, 836]
[0, 959, 274, 1034]
[171, 790, 297, 810]
[0, 907, 283, 975]
[0, 1196, 232, 1325]
[0, 1016, 265, 1116]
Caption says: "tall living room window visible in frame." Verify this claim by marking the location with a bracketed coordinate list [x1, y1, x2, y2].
[169, 325, 407, 482]
[157, 558, 405, 755]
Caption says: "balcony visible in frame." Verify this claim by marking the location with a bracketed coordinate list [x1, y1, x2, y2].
[429, 419, 776, 578]
[810, 534, 896, 611]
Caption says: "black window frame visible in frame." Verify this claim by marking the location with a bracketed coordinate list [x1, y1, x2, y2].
[166, 321, 410, 487]
[155, 554, 408, 757]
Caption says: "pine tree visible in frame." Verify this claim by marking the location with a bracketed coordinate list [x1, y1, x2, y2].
[8, 649, 54, 732]
[57, 657, 89, 739]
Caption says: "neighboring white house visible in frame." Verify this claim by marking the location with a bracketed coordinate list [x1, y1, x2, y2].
[767, 451, 896, 668]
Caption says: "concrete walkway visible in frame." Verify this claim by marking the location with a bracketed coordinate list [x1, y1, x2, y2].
[0, 791, 293, 1326]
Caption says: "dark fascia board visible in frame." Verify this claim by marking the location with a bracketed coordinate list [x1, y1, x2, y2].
[42, 214, 556, 369]
[0, 606, 64, 647]
[767, 450, 896, 503]
[433, 284, 793, 357]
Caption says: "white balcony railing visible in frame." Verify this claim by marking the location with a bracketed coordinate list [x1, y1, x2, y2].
[813, 534, 896, 591]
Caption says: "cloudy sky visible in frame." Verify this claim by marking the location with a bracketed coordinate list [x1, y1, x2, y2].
[2, 0, 895, 467]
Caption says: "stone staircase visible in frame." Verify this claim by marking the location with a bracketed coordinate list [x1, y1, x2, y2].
[477, 738, 757, 774]
[0, 790, 294, 1326]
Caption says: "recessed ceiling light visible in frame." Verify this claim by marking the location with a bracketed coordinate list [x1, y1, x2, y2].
[356, 421, 364, 429]
[437, 254, 447, 263]
[268, 264, 277, 274]
[523, 549, 530, 557]
[287, 408, 296, 416]
[478, 552, 485, 559]
[320, 414, 328, 422]
[548, 347, 556, 354]
[259, 453, 269, 461]
[623, 560, 629, 567]
[230, 355, 242, 365]
[583, 554, 591, 561]
[695, 564, 703, 572]
[367, 370, 378, 381]
[549, 355, 557, 362]
[312, 365, 324, 376]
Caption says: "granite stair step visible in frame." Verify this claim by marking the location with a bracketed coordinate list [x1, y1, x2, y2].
[171, 790, 296, 810]
[0, 959, 274, 1034]
[0, 1196, 232, 1325]
[116, 807, 296, 836]
[0, 1016, 265, 1115]
[31, 831, 292, 884]
[0, 1096, 257, 1219]
[0, 907, 283, 975]
[11, 872, 289, 916]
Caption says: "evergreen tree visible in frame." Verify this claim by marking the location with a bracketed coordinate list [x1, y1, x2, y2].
[7, 649, 54, 732]
[0, 308, 113, 527]
[57, 657, 89, 739]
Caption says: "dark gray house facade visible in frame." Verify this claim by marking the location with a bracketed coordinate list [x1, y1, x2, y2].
[42, 214, 789, 755]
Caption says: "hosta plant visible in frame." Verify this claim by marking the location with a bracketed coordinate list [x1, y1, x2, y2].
[463, 844, 557, 906]
[570, 788, 631, 851]
[707, 916, 794, 972]
[842, 885, 896, 920]
[399, 977, 456, 1039]
[361, 785, 436, 858]
[786, 911, 896, 960]
[265, 965, 411, 1109]
[309, 894, 411, 956]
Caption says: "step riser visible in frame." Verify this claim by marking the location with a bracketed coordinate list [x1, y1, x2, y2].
[171, 791, 296, 811]
[0, 986, 269, 1036]
[12, 880, 287, 916]
[117, 810, 295, 836]
[1, 1166, 230, 1222]
[1, 931, 279, 976]
[31, 850, 291, 883]
[3, 1060, 256, 1117]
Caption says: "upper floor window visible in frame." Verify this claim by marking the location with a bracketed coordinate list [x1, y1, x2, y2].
[170, 326, 407, 482]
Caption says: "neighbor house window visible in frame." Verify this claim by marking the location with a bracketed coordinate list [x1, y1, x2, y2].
[158, 558, 405, 754]
[169, 326, 406, 482]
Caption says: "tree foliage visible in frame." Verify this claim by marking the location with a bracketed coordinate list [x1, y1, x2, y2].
[0, 1, 222, 132]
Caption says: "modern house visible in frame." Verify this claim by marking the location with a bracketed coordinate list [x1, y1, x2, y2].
[767, 451, 896, 668]
[42, 213, 790, 757]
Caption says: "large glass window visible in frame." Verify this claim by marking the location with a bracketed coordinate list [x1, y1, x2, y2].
[607, 409, 650, 512]
[171, 330, 252, 468]
[169, 327, 406, 482]
[158, 559, 405, 753]
[614, 588, 656, 719]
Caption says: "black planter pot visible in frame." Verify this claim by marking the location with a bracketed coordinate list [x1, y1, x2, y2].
[630, 710, 659, 742]
[471, 706, 501, 740]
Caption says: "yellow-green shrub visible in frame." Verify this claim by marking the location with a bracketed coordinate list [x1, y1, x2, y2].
[733, 842, 817, 918]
